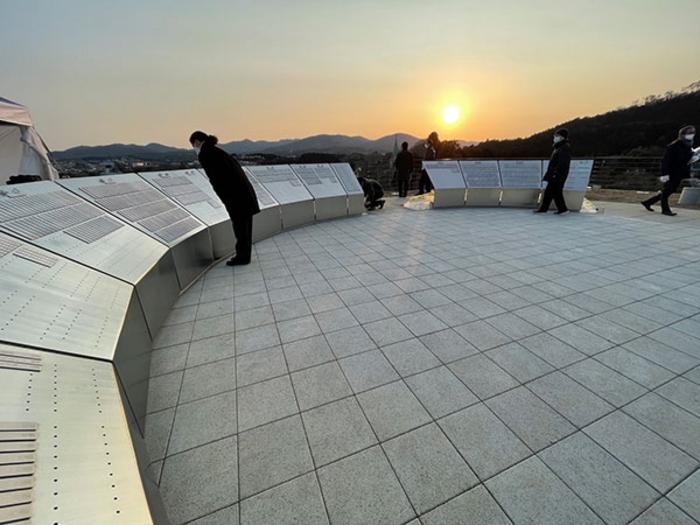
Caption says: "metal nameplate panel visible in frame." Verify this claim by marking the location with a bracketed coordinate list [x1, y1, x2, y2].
[459, 160, 502, 189]
[246, 165, 313, 205]
[564, 159, 594, 191]
[0, 344, 153, 524]
[330, 163, 364, 195]
[498, 160, 543, 189]
[0, 232, 131, 360]
[291, 164, 348, 199]
[423, 161, 466, 190]
[0, 180, 168, 284]
[59, 174, 207, 247]
[244, 170, 280, 210]
[138, 169, 230, 227]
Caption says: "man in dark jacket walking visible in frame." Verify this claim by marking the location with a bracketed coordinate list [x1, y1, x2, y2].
[394, 141, 414, 197]
[535, 128, 571, 214]
[642, 125, 695, 216]
[190, 131, 260, 265]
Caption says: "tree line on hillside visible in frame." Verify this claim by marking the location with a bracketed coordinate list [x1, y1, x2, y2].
[433, 83, 700, 159]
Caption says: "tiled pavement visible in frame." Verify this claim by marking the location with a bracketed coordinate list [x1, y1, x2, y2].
[146, 200, 700, 524]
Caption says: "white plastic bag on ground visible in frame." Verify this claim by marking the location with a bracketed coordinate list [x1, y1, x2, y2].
[403, 191, 434, 211]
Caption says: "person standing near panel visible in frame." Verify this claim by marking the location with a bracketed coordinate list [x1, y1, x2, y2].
[394, 141, 414, 198]
[641, 125, 695, 217]
[418, 132, 439, 195]
[190, 131, 260, 266]
[535, 128, 571, 215]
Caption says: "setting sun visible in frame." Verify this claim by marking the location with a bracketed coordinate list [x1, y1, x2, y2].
[442, 105, 461, 125]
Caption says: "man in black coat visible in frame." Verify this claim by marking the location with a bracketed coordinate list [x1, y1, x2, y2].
[418, 132, 438, 195]
[535, 128, 571, 214]
[190, 131, 260, 265]
[642, 125, 695, 216]
[394, 141, 414, 197]
[357, 176, 385, 210]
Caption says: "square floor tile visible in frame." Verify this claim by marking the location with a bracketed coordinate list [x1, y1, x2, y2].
[405, 366, 478, 418]
[237, 375, 298, 431]
[668, 470, 700, 522]
[277, 315, 322, 344]
[325, 326, 376, 358]
[240, 472, 328, 525]
[315, 307, 359, 333]
[487, 386, 575, 451]
[150, 344, 189, 378]
[339, 349, 399, 393]
[238, 415, 314, 498]
[656, 377, 700, 417]
[236, 346, 287, 387]
[486, 456, 603, 525]
[519, 332, 586, 369]
[272, 299, 312, 322]
[540, 432, 658, 524]
[292, 361, 352, 410]
[428, 303, 477, 327]
[358, 381, 431, 440]
[187, 333, 236, 367]
[179, 358, 236, 404]
[630, 498, 697, 525]
[595, 347, 676, 389]
[623, 337, 699, 374]
[440, 403, 530, 480]
[145, 408, 175, 463]
[398, 311, 449, 337]
[302, 397, 377, 466]
[584, 410, 698, 493]
[160, 436, 238, 524]
[169, 391, 237, 455]
[236, 324, 280, 355]
[454, 320, 512, 351]
[283, 335, 334, 371]
[147, 371, 183, 413]
[421, 485, 511, 525]
[364, 317, 414, 347]
[449, 354, 518, 399]
[564, 358, 647, 407]
[381, 338, 440, 377]
[528, 372, 614, 427]
[338, 287, 375, 306]
[486, 313, 541, 340]
[383, 423, 478, 513]
[549, 324, 614, 356]
[513, 304, 568, 330]
[486, 342, 554, 382]
[318, 446, 415, 525]
[420, 328, 478, 364]
[192, 314, 235, 342]
[348, 300, 392, 324]
[234, 305, 275, 331]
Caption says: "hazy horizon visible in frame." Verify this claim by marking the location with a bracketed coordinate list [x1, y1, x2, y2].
[3, 0, 700, 150]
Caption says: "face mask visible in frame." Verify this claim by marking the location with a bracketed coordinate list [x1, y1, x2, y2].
[193, 146, 201, 154]
[553, 135, 564, 144]
[684, 134, 695, 142]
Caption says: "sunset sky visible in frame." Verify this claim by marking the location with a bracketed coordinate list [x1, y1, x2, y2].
[3, 0, 700, 150]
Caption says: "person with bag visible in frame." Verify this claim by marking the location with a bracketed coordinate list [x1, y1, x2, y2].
[535, 128, 571, 214]
[190, 130, 260, 265]
[642, 125, 695, 216]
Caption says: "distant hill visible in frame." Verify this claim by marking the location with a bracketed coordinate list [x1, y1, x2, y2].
[461, 82, 700, 158]
[54, 133, 426, 160]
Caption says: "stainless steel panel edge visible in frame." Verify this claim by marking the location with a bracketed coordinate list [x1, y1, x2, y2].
[170, 228, 215, 289]
[208, 220, 235, 259]
[0, 343, 153, 524]
[114, 291, 154, 436]
[347, 194, 365, 216]
[135, 251, 180, 339]
[433, 189, 467, 208]
[314, 195, 349, 221]
[280, 201, 316, 230]
[464, 189, 502, 207]
[500, 189, 541, 208]
[253, 206, 282, 242]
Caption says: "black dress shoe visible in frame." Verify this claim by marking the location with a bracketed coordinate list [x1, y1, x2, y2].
[642, 202, 654, 212]
[661, 211, 677, 217]
[226, 258, 250, 266]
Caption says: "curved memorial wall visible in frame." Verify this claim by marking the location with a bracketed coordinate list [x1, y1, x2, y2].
[0, 160, 592, 523]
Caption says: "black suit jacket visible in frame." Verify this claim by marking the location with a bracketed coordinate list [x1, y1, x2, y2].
[662, 140, 693, 183]
[198, 143, 260, 217]
[543, 141, 571, 183]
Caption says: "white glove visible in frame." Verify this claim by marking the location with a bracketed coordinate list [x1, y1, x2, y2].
[659, 175, 670, 183]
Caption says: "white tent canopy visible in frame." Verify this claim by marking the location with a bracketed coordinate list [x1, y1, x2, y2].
[0, 97, 58, 184]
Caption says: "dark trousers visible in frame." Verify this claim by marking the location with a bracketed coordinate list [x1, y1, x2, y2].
[397, 173, 410, 197]
[538, 178, 568, 212]
[231, 214, 254, 263]
[642, 178, 681, 213]
[418, 170, 433, 194]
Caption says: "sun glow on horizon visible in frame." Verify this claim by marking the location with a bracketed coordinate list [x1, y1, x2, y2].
[442, 105, 461, 125]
